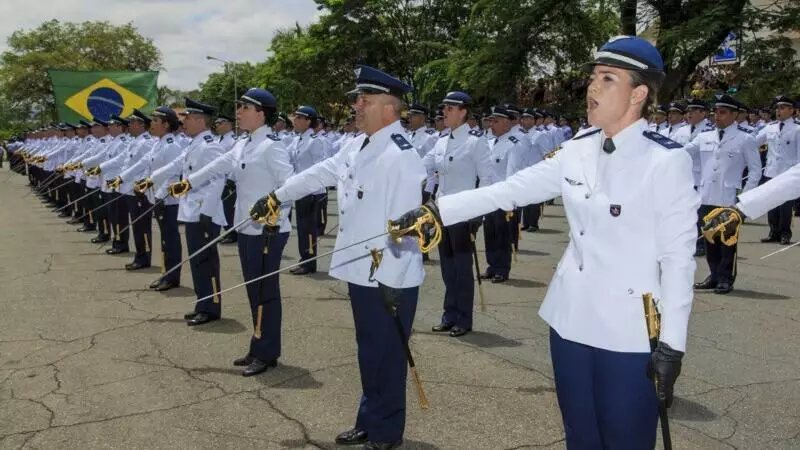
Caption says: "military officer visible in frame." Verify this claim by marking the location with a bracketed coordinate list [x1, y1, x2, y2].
[104, 109, 157, 269]
[663, 102, 686, 139]
[754, 95, 800, 244]
[480, 106, 518, 283]
[393, 35, 698, 449]
[519, 108, 550, 232]
[422, 90, 492, 337]
[649, 104, 668, 132]
[214, 115, 237, 150]
[682, 94, 761, 294]
[172, 89, 292, 375]
[287, 105, 327, 274]
[80, 120, 112, 241]
[250, 64, 426, 450]
[158, 99, 227, 325]
[673, 98, 715, 256]
[131, 106, 185, 291]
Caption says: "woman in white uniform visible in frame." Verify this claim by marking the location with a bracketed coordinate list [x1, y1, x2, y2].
[391, 35, 699, 448]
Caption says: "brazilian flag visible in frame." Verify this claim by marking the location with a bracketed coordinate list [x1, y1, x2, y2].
[47, 70, 159, 123]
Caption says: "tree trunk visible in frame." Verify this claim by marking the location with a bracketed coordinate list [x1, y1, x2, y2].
[619, 0, 637, 36]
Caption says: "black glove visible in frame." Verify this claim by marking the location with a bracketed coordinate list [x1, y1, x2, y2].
[647, 341, 684, 408]
[153, 200, 165, 217]
[468, 218, 482, 235]
[249, 191, 281, 223]
[225, 179, 236, 192]
[389, 199, 442, 239]
[378, 283, 402, 316]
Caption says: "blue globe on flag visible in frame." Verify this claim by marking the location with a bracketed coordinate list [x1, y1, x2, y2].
[86, 87, 125, 121]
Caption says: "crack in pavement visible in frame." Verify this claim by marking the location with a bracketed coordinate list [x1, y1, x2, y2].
[674, 422, 738, 449]
[7, 253, 54, 283]
[683, 377, 800, 398]
[421, 379, 555, 394]
[255, 390, 324, 449]
[504, 437, 566, 449]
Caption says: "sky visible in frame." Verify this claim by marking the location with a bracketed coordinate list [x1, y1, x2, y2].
[0, 0, 321, 90]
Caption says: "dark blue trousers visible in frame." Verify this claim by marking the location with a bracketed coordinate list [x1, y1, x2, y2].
[109, 192, 130, 250]
[549, 328, 658, 450]
[483, 209, 511, 278]
[222, 180, 237, 240]
[94, 191, 110, 239]
[185, 217, 222, 317]
[155, 204, 181, 285]
[523, 203, 541, 229]
[128, 195, 152, 265]
[295, 195, 319, 272]
[438, 221, 474, 329]
[237, 231, 289, 362]
[349, 283, 419, 444]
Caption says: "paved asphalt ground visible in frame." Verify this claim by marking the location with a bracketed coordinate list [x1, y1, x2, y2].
[0, 168, 798, 449]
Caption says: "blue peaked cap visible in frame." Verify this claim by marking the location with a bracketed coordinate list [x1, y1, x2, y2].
[347, 65, 411, 98]
[584, 36, 664, 81]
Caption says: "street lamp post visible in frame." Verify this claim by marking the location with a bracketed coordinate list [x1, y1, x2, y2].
[206, 55, 238, 131]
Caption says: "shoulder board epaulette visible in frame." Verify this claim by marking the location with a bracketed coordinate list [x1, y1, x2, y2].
[439, 131, 450, 137]
[310, 133, 318, 138]
[390, 133, 413, 151]
[425, 129, 436, 135]
[166, 137, 174, 144]
[508, 136, 519, 144]
[643, 131, 682, 149]
[519, 128, 528, 134]
[701, 127, 715, 133]
[204, 135, 214, 143]
[267, 133, 281, 141]
[120, 136, 127, 142]
[143, 134, 151, 139]
[469, 129, 484, 137]
[571, 128, 601, 140]
[737, 126, 754, 134]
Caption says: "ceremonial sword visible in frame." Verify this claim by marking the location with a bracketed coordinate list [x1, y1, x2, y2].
[54, 188, 101, 212]
[643, 293, 672, 450]
[149, 216, 252, 286]
[96, 200, 160, 250]
[70, 190, 129, 221]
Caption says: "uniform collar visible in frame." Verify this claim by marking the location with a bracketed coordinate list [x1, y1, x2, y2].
[358, 120, 404, 163]
[300, 128, 314, 140]
[162, 133, 175, 142]
[449, 123, 471, 143]
[192, 129, 213, 143]
[602, 118, 647, 157]
[248, 125, 273, 145]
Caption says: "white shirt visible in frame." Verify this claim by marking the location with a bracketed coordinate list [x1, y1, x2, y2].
[289, 129, 327, 195]
[738, 161, 800, 219]
[136, 134, 184, 206]
[755, 119, 800, 178]
[151, 130, 226, 224]
[436, 119, 700, 353]
[188, 125, 294, 235]
[275, 120, 426, 289]
[673, 119, 714, 186]
[682, 124, 761, 206]
[100, 132, 156, 195]
[422, 123, 492, 197]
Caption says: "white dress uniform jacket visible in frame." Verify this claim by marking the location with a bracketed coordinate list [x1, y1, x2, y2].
[422, 123, 493, 196]
[150, 130, 226, 225]
[755, 119, 800, 178]
[436, 119, 700, 353]
[188, 125, 294, 235]
[275, 120, 426, 289]
[100, 132, 156, 194]
[130, 134, 183, 206]
[290, 129, 327, 195]
[673, 119, 714, 186]
[83, 136, 117, 189]
[219, 131, 236, 151]
[682, 124, 761, 206]
[737, 161, 800, 219]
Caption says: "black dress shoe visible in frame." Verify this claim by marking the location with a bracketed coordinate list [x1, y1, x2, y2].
[761, 235, 780, 243]
[125, 262, 150, 271]
[57, 212, 71, 218]
[242, 358, 277, 377]
[335, 428, 368, 446]
[233, 355, 254, 366]
[449, 326, 471, 337]
[693, 276, 717, 290]
[478, 272, 493, 280]
[91, 236, 110, 243]
[289, 267, 301, 274]
[780, 235, 791, 245]
[77, 226, 96, 232]
[491, 274, 508, 284]
[186, 312, 218, 326]
[714, 282, 733, 294]
[152, 280, 178, 291]
[183, 311, 199, 320]
[106, 247, 129, 255]
[431, 323, 454, 332]
[220, 235, 237, 244]
[526, 226, 540, 233]
[291, 267, 314, 275]
[520, 226, 530, 231]
[363, 441, 402, 450]
[67, 218, 82, 225]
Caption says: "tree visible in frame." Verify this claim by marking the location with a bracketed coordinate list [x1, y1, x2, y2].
[198, 62, 259, 118]
[0, 20, 162, 126]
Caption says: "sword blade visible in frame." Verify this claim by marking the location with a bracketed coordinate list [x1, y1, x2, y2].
[189, 230, 391, 304]
[72, 191, 125, 220]
[97, 200, 158, 250]
[760, 240, 800, 260]
[55, 188, 100, 212]
[151, 216, 251, 285]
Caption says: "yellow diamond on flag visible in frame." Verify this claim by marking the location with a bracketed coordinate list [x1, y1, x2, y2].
[64, 78, 148, 121]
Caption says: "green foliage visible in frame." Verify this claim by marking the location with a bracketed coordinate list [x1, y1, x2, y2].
[0, 20, 162, 127]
